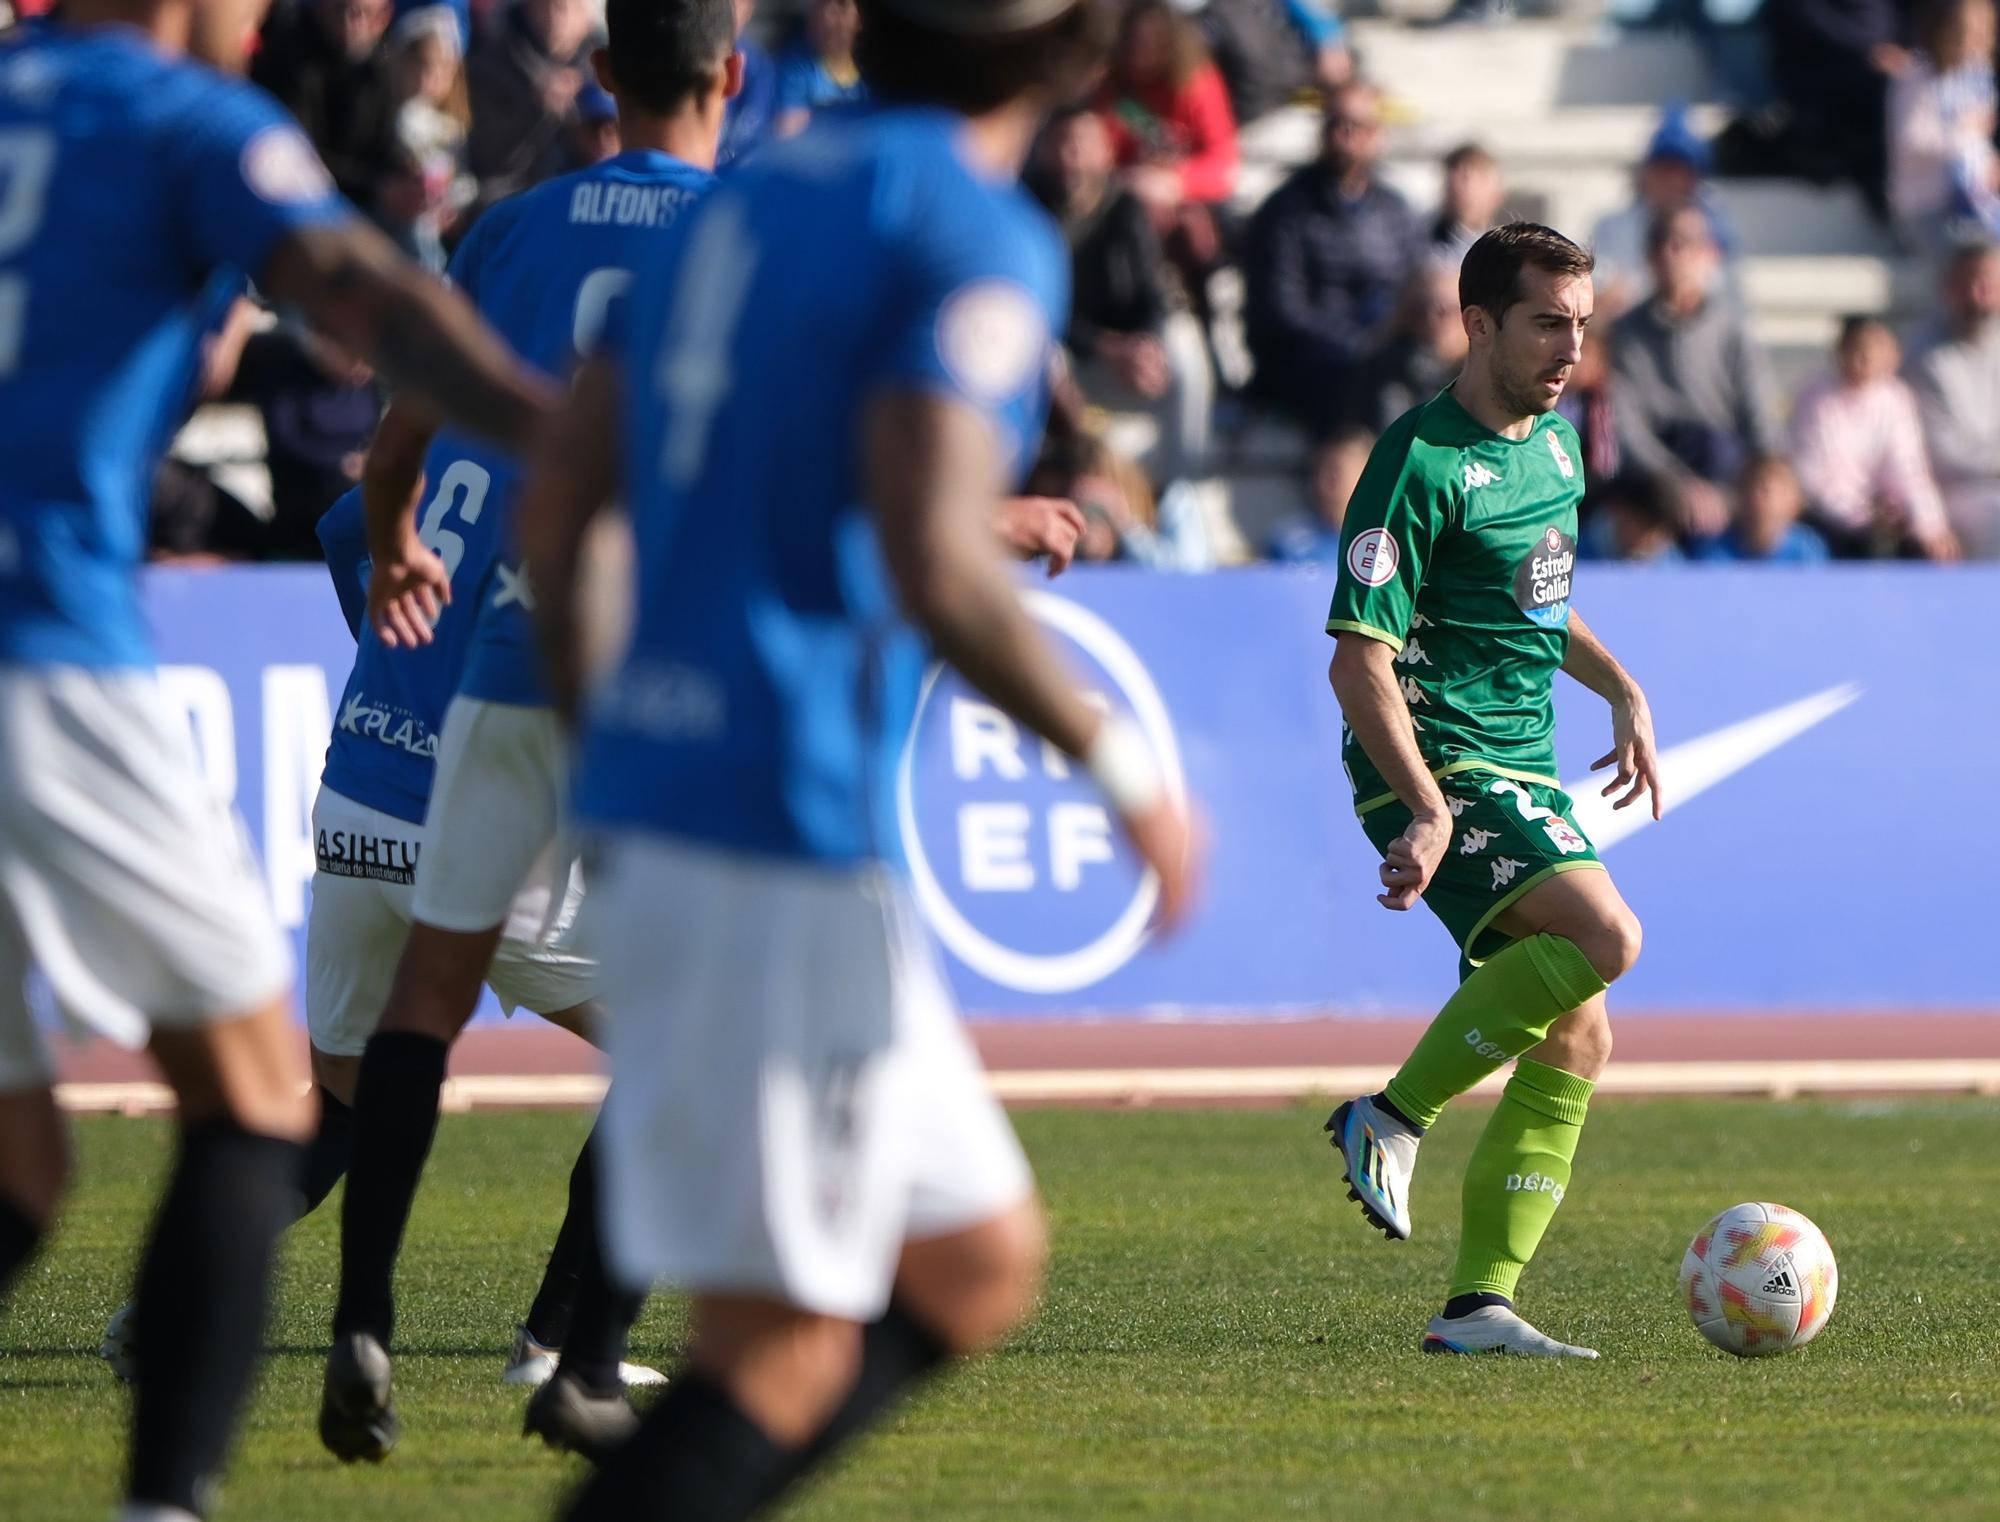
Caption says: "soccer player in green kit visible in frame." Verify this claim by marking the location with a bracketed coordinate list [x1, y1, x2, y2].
[1323, 223, 1663, 1358]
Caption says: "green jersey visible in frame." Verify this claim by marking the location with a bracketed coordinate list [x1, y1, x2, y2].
[1325, 388, 1584, 813]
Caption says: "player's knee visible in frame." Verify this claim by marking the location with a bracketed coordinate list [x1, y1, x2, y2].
[692, 1304, 861, 1444]
[1576, 908, 1642, 985]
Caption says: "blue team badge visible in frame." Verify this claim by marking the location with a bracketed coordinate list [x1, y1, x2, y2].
[896, 591, 1186, 995]
[1514, 525, 1575, 629]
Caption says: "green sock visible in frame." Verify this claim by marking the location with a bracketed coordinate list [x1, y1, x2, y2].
[1380, 934, 1604, 1130]
[1448, 1059, 1595, 1301]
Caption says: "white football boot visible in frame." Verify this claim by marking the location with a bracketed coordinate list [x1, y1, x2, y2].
[1422, 1305, 1599, 1359]
[502, 1323, 667, 1388]
[1325, 1094, 1421, 1240]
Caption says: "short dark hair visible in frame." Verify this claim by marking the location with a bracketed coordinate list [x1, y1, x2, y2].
[1838, 312, 1890, 348]
[1645, 201, 1710, 257]
[1443, 142, 1494, 174]
[1600, 469, 1675, 529]
[604, 0, 736, 116]
[856, 0, 1111, 116]
[1458, 221, 1592, 323]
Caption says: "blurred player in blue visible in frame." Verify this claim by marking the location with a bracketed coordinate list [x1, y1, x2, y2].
[310, 0, 742, 1466]
[512, 0, 1201, 1515]
[0, 0, 550, 1516]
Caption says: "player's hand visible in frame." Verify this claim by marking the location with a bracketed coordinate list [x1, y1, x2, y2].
[1377, 808, 1450, 911]
[1594, 687, 1663, 819]
[367, 535, 452, 649]
[995, 495, 1087, 577]
[1120, 795, 1204, 935]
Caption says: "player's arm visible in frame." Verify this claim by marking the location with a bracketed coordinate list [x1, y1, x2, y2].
[866, 391, 1198, 929]
[516, 352, 622, 727]
[357, 396, 448, 648]
[1328, 636, 1451, 911]
[1563, 609, 1662, 818]
[259, 221, 554, 449]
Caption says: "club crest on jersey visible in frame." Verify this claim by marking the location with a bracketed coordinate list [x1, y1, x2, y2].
[1546, 429, 1575, 478]
[1513, 525, 1575, 629]
[240, 125, 335, 206]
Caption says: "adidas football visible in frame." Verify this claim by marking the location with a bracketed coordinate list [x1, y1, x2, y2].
[1678, 1201, 1838, 1357]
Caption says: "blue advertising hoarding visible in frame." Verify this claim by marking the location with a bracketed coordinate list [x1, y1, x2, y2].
[141, 564, 1999, 1020]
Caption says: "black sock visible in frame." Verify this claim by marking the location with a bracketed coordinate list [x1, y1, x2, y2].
[1372, 1091, 1426, 1135]
[0, 1194, 45, 1308]
[798, 1298, 949, 1466]
[1442, 1291, 1512, 1319]
[561, 1372, 798, 1522]
[293, 1089, 354, 1222]
[127, 1122, 301, 1515]
[332, 1031, 448, 1344]
[524, 1123, 604, 1349]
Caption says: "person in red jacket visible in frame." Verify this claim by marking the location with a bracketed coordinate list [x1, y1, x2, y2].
[1098, 0, 1240, 303]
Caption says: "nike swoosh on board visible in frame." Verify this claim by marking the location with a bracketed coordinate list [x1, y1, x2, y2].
[1565, 682, 1863, 853]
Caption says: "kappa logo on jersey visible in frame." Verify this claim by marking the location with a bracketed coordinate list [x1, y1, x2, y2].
[1346, 528, 1399, 588]
[899, 591, 1185, 995]
[1394, 639, 1432, 667]
[1399, 676, 1429, 707]
[338, 692, 439, 758]
[1490, 856, 1527, 890]
[1458, 827, 1497, 855]
[1546, 429, 1575, 479]
[1463, 462, 1502, 490]
[315, 827, 419, 884]
[1513, 524, 1575, 629]
[491, 561, 535, 612]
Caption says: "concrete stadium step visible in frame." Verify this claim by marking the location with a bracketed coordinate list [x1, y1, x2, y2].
[1742, 254, 1931, 316]
[1711, 181, 1899, 258]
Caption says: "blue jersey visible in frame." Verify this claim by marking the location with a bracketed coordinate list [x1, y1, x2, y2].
[320, 150, 714, 823]
[576, 107, 1066, 865]
[0, 26, 350, 668]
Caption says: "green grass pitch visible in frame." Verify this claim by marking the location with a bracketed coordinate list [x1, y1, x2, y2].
[3, 1096, 1997, 1520]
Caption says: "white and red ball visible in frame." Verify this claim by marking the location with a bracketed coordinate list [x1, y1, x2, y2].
[1679, 1202, 1838, 1357]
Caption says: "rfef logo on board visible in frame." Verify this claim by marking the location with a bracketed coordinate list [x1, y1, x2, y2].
[896, 592, 1185, 995]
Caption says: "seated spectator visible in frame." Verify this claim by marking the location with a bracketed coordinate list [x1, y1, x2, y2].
[1195, 0, 1350, 129]
[253, 0, 403, 209]
[1766, 0, 1910, 214]
[719, 0, 778, 167]
[1099, 0, 1239, 304]
[1791, 315, 1958, 558]
[383, 8, 471, 272]
[1692, 456, 1833, 562]
[1033, 107, 1214, 493]
[1264, 425, 1374, 564]
[1589, 107, 1738, 314]
[1610, 204, 1778, 540]
[1554, 327, 1623, 487]
[772, 0, 865, 137]
[1242, 80, 1422, 435]
[466, 0, 600, 204]
[1887, 0, 2000, 255]
[1908, 240, 2000, 555]
[1429, 143, 1503, 267]
[1579, 470, 1685, 563]
[1350, 262, 1466, 431]
[1030, 429, 1216, 571]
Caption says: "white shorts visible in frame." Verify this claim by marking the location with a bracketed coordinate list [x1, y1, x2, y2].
[306, 786, 595, 1057]
[0, 667, 292, 1089]
[594, 834, 1034, 1321]
[411, 698, 578, 940]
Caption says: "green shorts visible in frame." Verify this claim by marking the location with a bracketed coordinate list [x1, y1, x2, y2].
[1360, 771, 1605, 969]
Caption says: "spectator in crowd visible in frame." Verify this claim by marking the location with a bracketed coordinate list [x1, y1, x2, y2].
[1265, 424, 1373, 563]
[1692, 455, 1833, 562]
[568, 77, 622, 164]
[1031, 427, 1217, 570]
[1887, 0, 2000, 255]
[1555, 327, 1623, 487]
[1791, 314, 1958, 557]
[1033, 107, 1215, 493]
[1610, 204, 1778, 539]
[1766, 0, 1910, 213]
[719, 0, 778, 167]
[1242, 80, 1423, 436]
[1195, 0, 1350, 129]
[253, 0, 404, 209]
[385, 6, 472, 270]
[1589, 107, 1737, 314]
[772, 0, 865, 137]
[1349, 261, 1466, 431]
[1429, 143, 1504, 266]
[1579, 470, 1686, 562]
[1908, 240, 2000, 554]
[466, 0, 600, 204]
